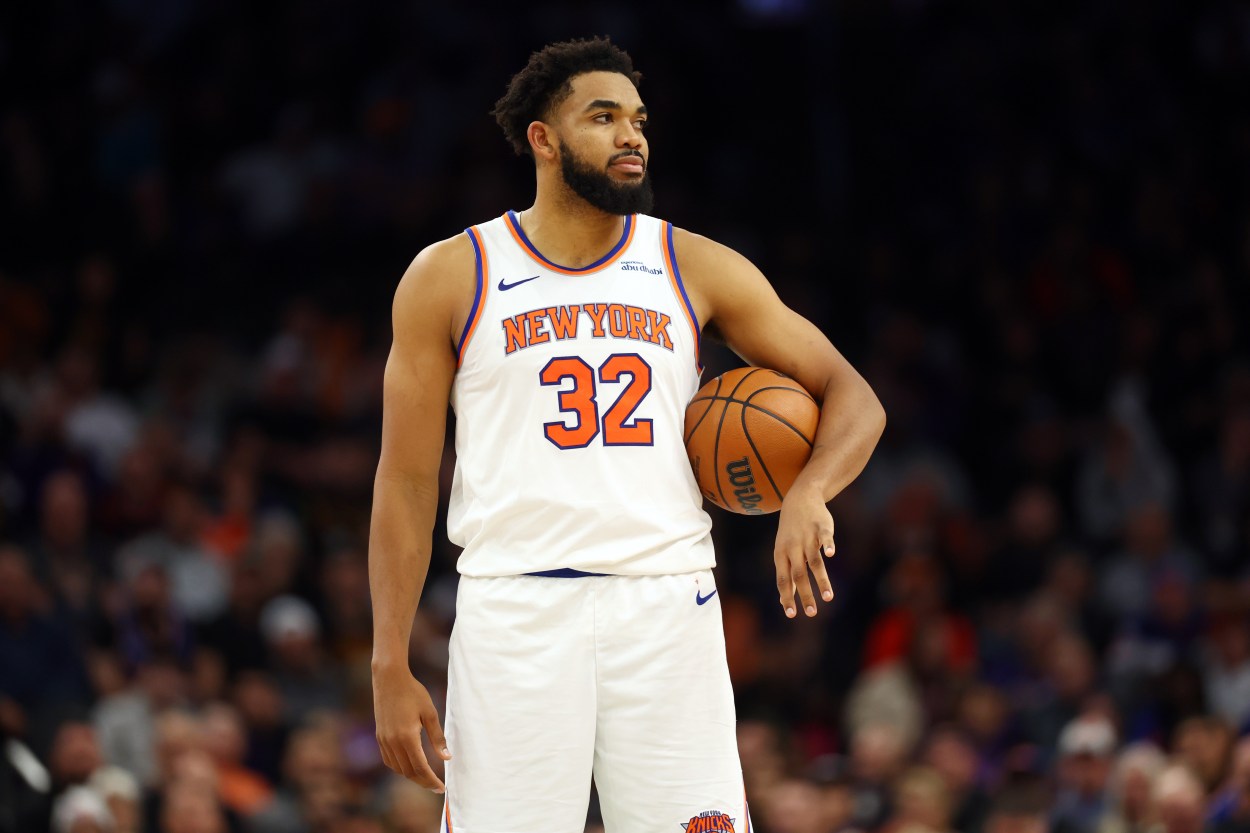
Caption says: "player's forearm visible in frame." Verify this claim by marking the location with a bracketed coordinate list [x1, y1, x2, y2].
[368, 474, 440, 670]
[792, 373, 886, 503]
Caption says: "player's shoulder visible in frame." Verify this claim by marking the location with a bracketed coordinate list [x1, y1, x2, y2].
[667, 224, 762, 281]
[394, 231, 477, 309]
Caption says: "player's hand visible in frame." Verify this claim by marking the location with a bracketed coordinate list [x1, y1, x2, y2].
[774, 481, 835, 618]
[373, 664, 451, 792]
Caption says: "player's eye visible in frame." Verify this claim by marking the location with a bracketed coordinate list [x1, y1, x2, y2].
[634, 119, 648, 130]
[593, 113, 612, 123]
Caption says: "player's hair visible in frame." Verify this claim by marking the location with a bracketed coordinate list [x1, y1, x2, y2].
[492, 37, 642, 157]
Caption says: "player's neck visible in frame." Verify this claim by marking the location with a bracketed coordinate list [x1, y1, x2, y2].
[517, 194, 628, 270]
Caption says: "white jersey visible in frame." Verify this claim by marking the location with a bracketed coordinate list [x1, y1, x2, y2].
[447, 211, 714, 577]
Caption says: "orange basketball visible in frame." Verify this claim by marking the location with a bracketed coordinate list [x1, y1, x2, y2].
[684, 367, 819, 515]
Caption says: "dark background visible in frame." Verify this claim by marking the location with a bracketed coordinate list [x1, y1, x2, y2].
[2, 1, 1249, 832]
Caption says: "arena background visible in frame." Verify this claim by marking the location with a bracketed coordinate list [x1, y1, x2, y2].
[2, 1, 1249, 831]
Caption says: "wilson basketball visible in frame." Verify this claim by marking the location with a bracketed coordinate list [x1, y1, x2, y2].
[684, 367, 820, 515]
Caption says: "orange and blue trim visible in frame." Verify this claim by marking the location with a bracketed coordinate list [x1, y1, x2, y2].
[443, 798, 454, 833]
[505, 210, 635, 275]
[456, 226, 489, 367]
[661, 221, 702, 372]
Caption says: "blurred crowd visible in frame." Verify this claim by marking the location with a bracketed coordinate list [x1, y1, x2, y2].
[2, 0, 1250, 832]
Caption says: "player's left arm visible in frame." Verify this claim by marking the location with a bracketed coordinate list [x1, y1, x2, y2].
[674, 228, 886, 619]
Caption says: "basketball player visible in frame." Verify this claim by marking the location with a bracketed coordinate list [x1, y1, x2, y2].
[369, 38, 885, 833]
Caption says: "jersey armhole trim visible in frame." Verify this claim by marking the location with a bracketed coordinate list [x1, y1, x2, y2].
[662, 221, 703, 372]
[456, 226, 489, 367]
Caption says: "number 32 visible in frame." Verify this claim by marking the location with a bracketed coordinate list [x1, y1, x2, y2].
[539, 353, 654, 449]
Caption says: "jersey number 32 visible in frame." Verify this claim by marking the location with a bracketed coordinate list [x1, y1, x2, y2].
[540, 353, 653, 449]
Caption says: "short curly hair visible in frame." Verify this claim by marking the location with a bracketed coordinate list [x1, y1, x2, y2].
[492, 37, 642, 157]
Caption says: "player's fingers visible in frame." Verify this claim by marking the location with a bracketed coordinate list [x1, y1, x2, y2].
[775, 566, 797, 618]
[806, 544, 834, 603]
[791, 558, 818, 617]
[421, 707, 452, 761]
[397, 732, 445, 793]
[378, 739, 398, 774]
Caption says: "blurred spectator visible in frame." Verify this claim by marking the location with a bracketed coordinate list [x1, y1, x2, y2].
[259, 595, 345, 723]
[845, 722, 911, 831]
[1051, 716, 1117, 833]
[48, 721, 105, 790]
[27, 469, 110, 637]
[87, 767, 142, 833]
[318, 544, 373, 671]
[113, 561, 194, 671]
[881, 766, 953, 833]
[1152, 765, 1207, 833]
[923, 725, 990, 833]
[762, 777, 840, 833]
[983, 779, 1051, 833]
[94, 657, 186, 788]
[50, 784, 114, 833]
[0, 545, 91, 753]
[198, 561, 270, 676]
[378, 778, 443, 833]
[116, 483, 228, 624]
[57, 346, 140, 481]
[201, 702, 273, 818]
[1076, 383, 1176, 544]
[862, 550, 977, 725]
[1171, 716, 1233, 796]
[1202, 615, 1250, 732]
[1210, 737, 1250, 833]
[1096, 742, 1166, 833]
[249, 725, 347, 833]
[1190, 409, 1250, 577]
[1098, 504, 1203, 627]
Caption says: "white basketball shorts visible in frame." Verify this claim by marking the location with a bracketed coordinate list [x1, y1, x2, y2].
[440, 569, 752, 833]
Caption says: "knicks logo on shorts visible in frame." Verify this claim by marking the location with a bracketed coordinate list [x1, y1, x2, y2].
[681, 810, 736, 833]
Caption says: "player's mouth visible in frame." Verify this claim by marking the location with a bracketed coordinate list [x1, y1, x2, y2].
[609, 153, 645, 175]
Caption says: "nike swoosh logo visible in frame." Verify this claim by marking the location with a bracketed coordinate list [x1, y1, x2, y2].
[696, 590, 718, 606]
[497, 275, 541, 291]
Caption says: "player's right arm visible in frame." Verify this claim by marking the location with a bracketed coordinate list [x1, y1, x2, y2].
[369, 233, 475, 793]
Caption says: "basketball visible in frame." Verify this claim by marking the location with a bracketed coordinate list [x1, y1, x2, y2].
[684, 367, 820, 515]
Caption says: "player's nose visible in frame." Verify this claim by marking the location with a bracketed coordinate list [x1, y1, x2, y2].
[616, 124, 643, 149]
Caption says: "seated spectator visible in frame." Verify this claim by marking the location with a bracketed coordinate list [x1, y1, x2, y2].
[87, 766, 142, 833]
[1152, 765, 1207, 833]
[881, 765, 953, 833]
[93, 655, 187, 788]
[116, 482, 229, 624]
[984, 778, 1051, 833]
[259, 595, 345, 724]
[50, 785, 114, 833]
[923, 725, 990, 833]
[0, 545, 91, 754]
[1098, 503, 1202, 626]
[379, 777, 445, 833]
[201, 702, 273, 818]
[1171, 715, 1234, 796]
[1051, 715, 1117, 833]
[1202, 614, 1250, 732]
[1097, 741, 1166, 833]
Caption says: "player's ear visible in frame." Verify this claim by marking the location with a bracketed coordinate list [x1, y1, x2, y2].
[528, 121, 556, 161]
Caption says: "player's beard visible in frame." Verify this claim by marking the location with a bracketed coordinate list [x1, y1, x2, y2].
[559, 140, 654, 216]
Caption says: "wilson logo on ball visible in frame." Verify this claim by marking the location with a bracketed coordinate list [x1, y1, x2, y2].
[725, 457, 764, 515]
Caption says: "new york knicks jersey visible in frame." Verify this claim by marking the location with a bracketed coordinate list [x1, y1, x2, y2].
[447, 211, 715, 577]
